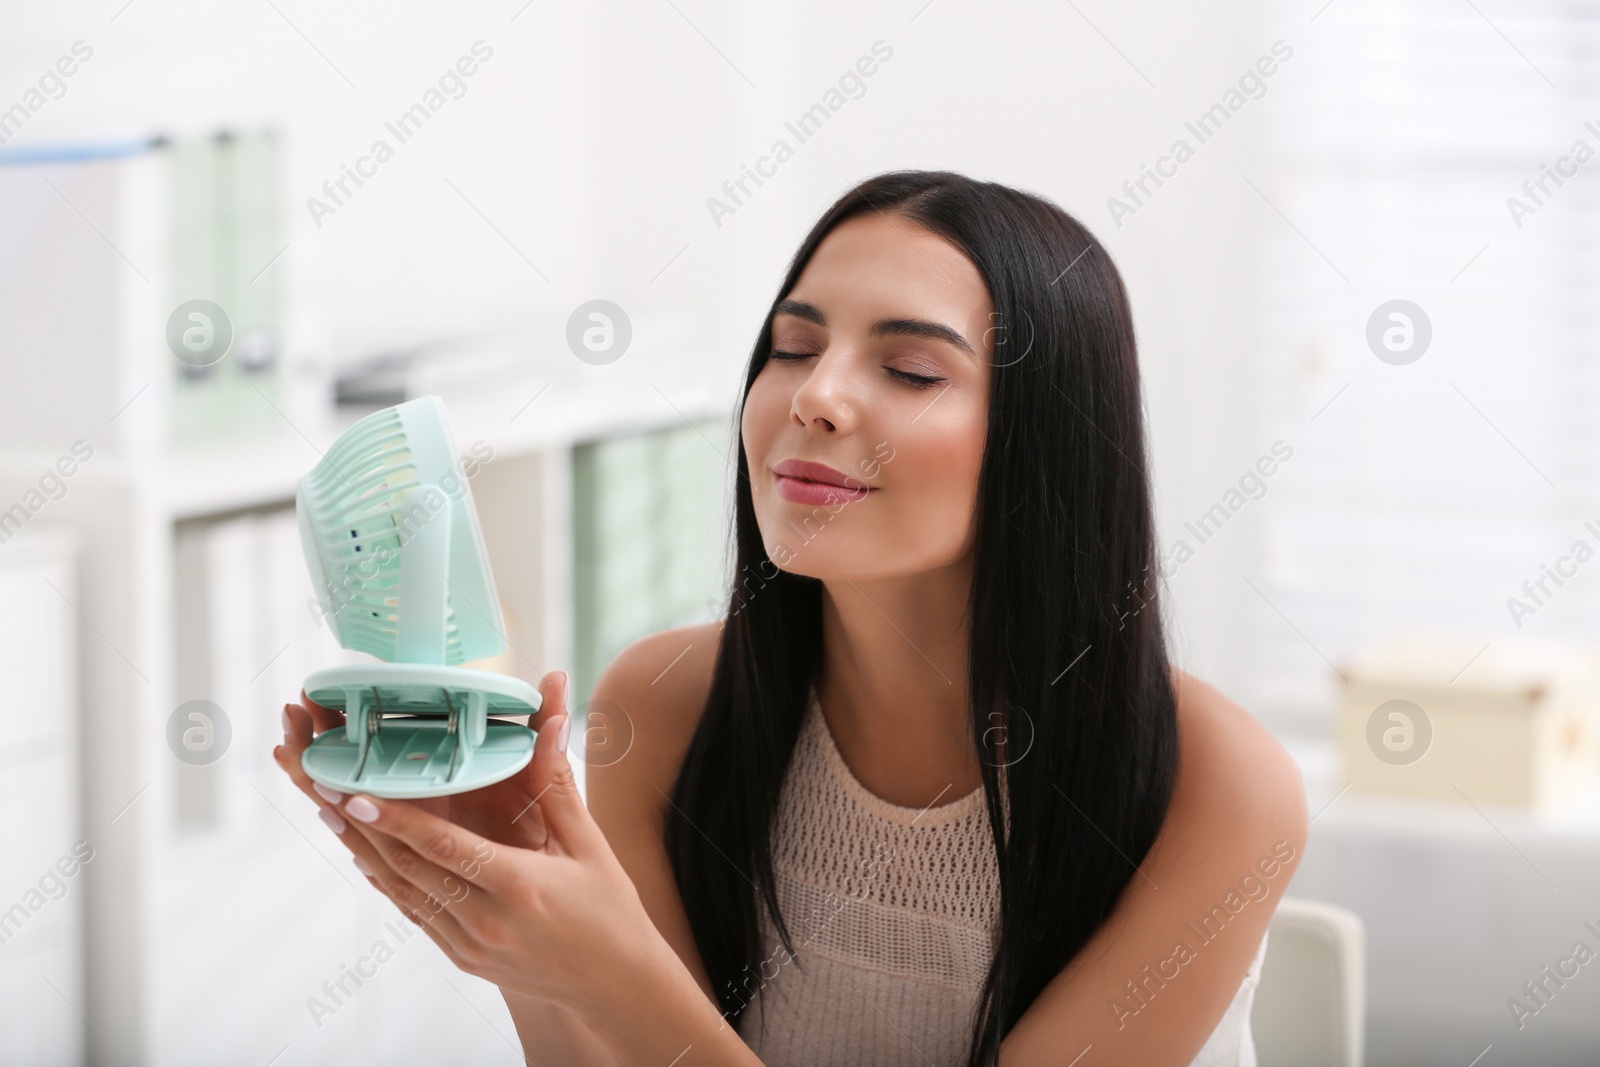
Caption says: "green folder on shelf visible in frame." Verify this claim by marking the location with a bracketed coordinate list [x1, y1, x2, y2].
[572, 419, 729, 711]
[169, 129, 282, 444]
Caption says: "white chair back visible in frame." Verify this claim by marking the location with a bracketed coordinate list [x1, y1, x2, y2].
[1251, 896, 1366, 1067]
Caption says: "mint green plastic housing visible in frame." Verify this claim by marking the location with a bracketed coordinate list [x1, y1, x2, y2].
[296, 395, 539, 798]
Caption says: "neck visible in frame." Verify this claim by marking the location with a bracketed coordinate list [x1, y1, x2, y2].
[813, 556, 980, 808]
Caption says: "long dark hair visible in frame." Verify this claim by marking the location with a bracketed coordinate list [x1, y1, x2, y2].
[664, 169, 1179, 1065]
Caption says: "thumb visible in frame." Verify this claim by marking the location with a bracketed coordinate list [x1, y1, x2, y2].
[525, 688, 603, 858]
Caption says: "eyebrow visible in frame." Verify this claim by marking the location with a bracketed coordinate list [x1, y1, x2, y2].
[772, 299, 976, 358]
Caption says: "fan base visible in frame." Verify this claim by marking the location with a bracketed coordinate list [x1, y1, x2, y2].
[301, 663, 540, 798]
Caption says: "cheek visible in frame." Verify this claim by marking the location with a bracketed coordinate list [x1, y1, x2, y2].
[741, 373, 785, 460]
[884, 403, 986, 537]
[915, 395, 985, 483]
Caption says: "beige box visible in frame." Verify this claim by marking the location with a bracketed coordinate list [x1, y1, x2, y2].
[1337, 634, 1600, 809]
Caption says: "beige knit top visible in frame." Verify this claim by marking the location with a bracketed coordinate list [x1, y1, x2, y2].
[738, 686, 1267, 1067]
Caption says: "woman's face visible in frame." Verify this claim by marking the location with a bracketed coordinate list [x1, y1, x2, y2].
[741, 211, 994, 581]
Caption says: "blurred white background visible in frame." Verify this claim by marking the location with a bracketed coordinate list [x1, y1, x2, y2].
[2, 0, 1600, 1064]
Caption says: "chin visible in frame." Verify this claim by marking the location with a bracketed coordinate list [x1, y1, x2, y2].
[759, 520, 869, 580]
[759, 533, 915, 584]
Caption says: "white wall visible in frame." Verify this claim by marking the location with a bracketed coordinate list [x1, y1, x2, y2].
[1, 0, 1273, 722]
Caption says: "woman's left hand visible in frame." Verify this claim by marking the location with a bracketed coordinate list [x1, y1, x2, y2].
[276, 671, 663, 1013]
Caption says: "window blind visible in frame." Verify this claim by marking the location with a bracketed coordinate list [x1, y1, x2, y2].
[1250, 0, 1600, 722]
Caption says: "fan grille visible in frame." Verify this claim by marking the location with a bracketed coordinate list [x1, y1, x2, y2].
[303, 407, 467, 663]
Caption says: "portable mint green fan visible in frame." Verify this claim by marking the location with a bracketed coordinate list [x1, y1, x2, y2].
[296, 395, 540, 798]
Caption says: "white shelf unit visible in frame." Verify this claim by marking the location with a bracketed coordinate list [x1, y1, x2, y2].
[0, 377, 730, 1067]
[0, 530, 84, 1067]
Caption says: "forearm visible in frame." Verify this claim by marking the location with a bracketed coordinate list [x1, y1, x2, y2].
[573, 938, 765, 1066]
[501, 988, 619, 1066]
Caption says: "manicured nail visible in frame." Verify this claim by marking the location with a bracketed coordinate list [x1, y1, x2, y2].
[318, 805, 347, 834]
[312, 782, 344, 804]
[557, 715, 571, 755]
[345, 795, 380, 823]
[282, 707, 292, 735]
[353, 855, 373, 878]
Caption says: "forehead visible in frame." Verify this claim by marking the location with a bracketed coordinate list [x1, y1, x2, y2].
[784, 212, 992, 331]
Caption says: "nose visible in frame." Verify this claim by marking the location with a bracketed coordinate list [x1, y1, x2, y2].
[789, 350, 858, 435]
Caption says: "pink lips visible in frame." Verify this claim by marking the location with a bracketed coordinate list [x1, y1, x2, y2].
[772, 458, 875, 505]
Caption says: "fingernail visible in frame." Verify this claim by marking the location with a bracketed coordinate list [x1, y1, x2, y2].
[282, 707, 292, 734]
[312, 782, 344, 804]
[319, 805, 347, 835]
[556, 669, 569, 691]
[353, 855, 373, 878]
[345, 795, 380, 823]
[557, 715, 571, 755]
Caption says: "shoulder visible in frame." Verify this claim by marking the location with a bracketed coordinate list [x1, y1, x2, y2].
[1002, 668, 1309, 1059]
[1167, 666, 1307, 853]
[583, 619, 723, 821]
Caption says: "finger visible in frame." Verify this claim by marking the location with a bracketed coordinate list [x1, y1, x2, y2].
[529, 669, 567, 732]
[270, 749, 437, 935]
[335, 790, 511, 897]
[272, 719, 375, 843]
[343, 820, 477, 947]
[273, 717, 328, 807]
[391, 893, 469, 966]
[289, 774, 394, 871]
[522, 704, 606, 860]
[283, 702, 316, 748]
[313, 790, 480, 956]
[361, 866, 477, 968]
[505, 671, 569, 812]
[279, 702, 358, 808]
[299, 689, 346, 735]
[275, 706, 346, 808]
[276, 714, 483, 906]
[507, 670, 567, 806]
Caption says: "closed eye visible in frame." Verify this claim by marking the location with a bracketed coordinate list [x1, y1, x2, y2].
[888, 367, 945, 388]
[769, 350, 946, 389]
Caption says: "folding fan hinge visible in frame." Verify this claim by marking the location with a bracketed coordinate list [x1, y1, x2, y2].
[342, 685, 490, 787]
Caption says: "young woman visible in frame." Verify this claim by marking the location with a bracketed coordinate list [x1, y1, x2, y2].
[277, 169, 1308, 1066]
